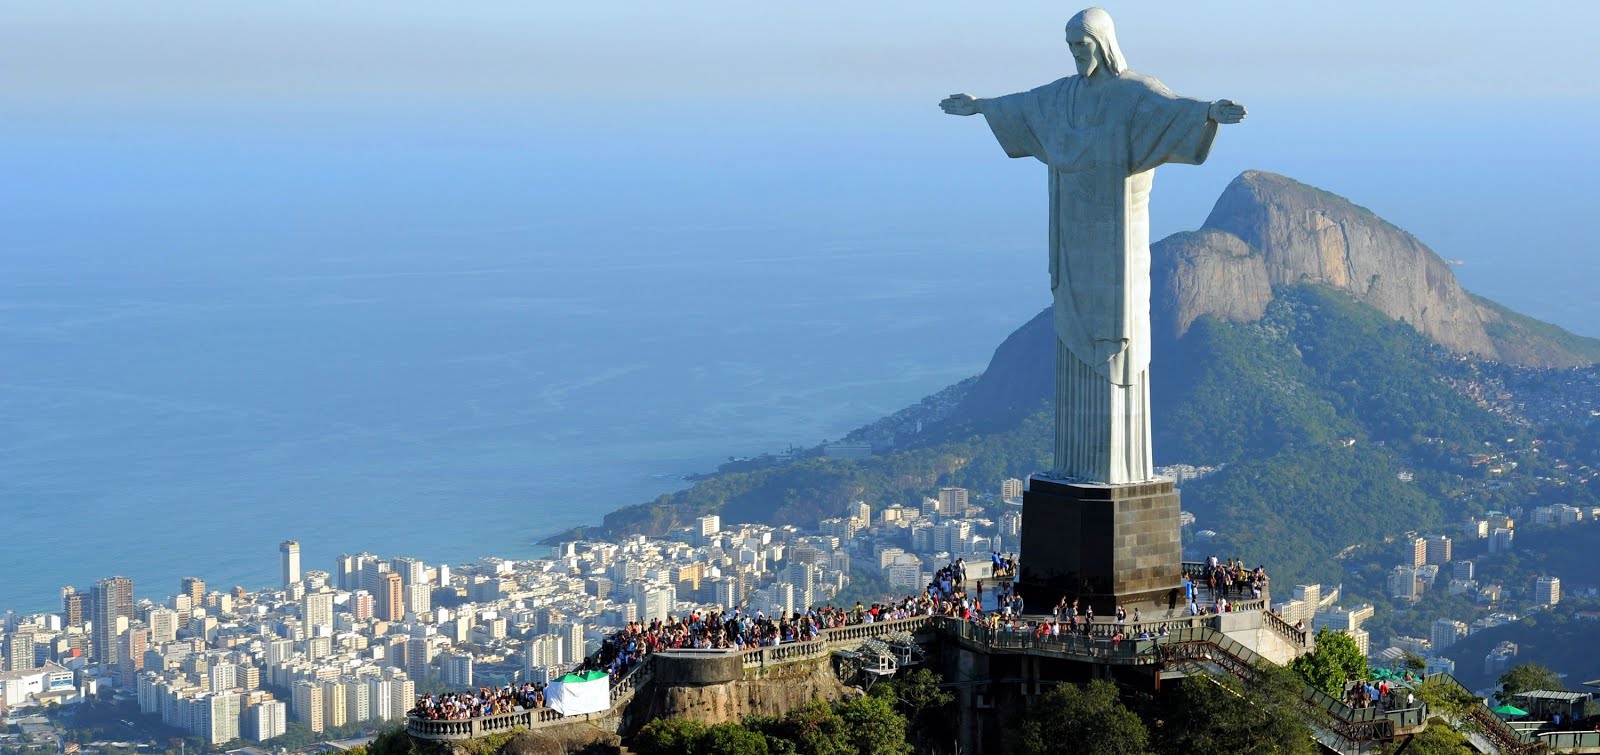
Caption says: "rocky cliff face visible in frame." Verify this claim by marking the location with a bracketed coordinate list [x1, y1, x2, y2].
[952, 170, 1600, 429]
[1182, 170, 1499, 359]
[637, 655, 853, 726]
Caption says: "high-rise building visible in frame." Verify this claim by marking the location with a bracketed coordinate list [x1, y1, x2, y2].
[1431, 619, 1468, 651]
[344, 678, 371, 723]
[210, 662, 238, 693]
[524, 635, 564, 670]
[1409, 537, 1428, 568]
[381, 573, 405, 622]
[321, 680, 347, 728]
[443, 653, 473, 687]
[391, 557, 425, 587]
[405, 583, 431, 617]
[90, 576, 134, 665]
[181, 577, 206, 607]
[388, 676, 415, 724]
[1488, 528, 1515, 554]
[1388, 566, 1420, 602]
[849, 501, 872, 526]
[936, 487, 969, 517]
[244, 699, 287, 742]
[999, 509, 1023, 542]
[1001, 478, 1024, 501]
[62, 587, 85, 628]
[1314, 605, 1375, 655]
[119, 629, 148, 686]
[280, 540, 302, 588]
[5, 632, 37, 671]
[148, 607, 179, 645]
[350, 591, 374, 622]
[204, 692, 241, 745]
[404, 636, 434, 681]
[560, 622, 586, 663]
[302, 591, 334, 632]
[334, 554, 359, 591]
[1452, 560, 1475, 581]
[1424, 535, 1452, 565]
[1535, 576, 1561, 606]
[365, 678, 393, 722]
[698, 514, 721, 538]
[292, 680, 324, 733]
[633, 584, 675, 624]
[358, 555, 388, 596]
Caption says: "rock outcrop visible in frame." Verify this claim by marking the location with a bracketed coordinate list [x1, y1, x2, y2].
[637, 654, 853, 726]
[1184, 170, 1498, 359]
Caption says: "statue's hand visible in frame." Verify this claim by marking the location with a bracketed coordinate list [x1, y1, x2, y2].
[940, 93, 980, 117]
[1209, 99, 1247, 124]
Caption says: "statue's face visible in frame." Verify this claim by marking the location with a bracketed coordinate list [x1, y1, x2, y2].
[1064, 26, 1099, 77]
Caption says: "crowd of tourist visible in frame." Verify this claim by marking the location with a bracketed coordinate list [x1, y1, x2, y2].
[410, 552, 1289, 722]
[410, 683, 547, 721]
[1344, 675, 1417, 712]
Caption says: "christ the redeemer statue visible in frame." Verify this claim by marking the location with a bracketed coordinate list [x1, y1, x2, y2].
[942, 7, 1245, 485]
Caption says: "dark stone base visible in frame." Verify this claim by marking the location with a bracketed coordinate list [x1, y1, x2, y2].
[1017, 475, 1182, 616]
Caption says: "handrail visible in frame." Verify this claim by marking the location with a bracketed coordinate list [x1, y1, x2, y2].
[1261, 609, 1310, 647]
[1535, 730, 1600, 749]
[1420, 672, 1544, 754]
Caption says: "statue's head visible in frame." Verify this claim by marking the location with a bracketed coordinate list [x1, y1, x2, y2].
[1064, 7, 1126, 78]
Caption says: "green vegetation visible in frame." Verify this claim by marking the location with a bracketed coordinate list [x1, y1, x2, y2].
[868, 668, 953, 750]
[1440, 600, 1600, 689]
[1495, 663, 1565, 704]
[1009, 679, 1148, 755]
[1471, 293, 1600, 363]
[1290, 628, 1369, 698]
[1152, 675, 1318, 755]
[635, 696, 908, 755]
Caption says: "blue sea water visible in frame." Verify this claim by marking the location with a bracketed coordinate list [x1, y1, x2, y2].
[3, 99, 1596, 614]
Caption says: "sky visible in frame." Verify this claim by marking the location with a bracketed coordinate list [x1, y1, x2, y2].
[6, 1, 1599, 340]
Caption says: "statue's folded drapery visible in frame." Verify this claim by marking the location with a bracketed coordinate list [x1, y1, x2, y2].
[982, 73, 1216, 484]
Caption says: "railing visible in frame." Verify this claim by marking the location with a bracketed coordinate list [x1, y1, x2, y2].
[1536, 730, 1600, 750]
[941, 618, 1161, 663]
[406, 707, 564, 741]
[1261, 608, 1310, 648]
[739, 615, 935, 669]
[610, 655, 655, 707]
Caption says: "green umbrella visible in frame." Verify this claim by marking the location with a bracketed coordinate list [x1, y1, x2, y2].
[1491, 704, 1528, 716]
[554, 669, 609, 683]
[1371, 668, 1396, 680]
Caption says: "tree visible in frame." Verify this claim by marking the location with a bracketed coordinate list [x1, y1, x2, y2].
[870, 668, 953, 749]
[834, 695, 911, 755]
[1010, 680, 1148, 755]
[1290, 628, 1368, 697]
[778, 700, 853, 755]
[1152, 676, 1316, 755]
[1496, 663, 1564, 704]
[635, 717, 708, 755]
[703, 723, 770, 755]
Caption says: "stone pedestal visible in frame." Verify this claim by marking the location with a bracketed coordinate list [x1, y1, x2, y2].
[1017, 475, 1181, 615]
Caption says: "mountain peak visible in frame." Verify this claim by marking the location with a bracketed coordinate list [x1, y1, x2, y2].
[1152, 171, 1598, 368]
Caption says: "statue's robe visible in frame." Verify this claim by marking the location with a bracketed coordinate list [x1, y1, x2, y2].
[982, 72, 1216, 484]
